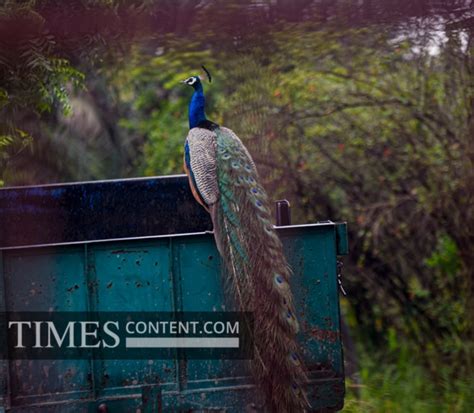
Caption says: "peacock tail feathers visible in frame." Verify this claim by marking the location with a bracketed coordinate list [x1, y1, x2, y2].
[182, 72, 309, 412]
[208, 126, 310, 412]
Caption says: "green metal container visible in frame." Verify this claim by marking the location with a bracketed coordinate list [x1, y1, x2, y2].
[0, 176, 348, 412]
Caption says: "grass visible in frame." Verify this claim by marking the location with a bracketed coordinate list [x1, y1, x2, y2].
[341, 348, 474, 413]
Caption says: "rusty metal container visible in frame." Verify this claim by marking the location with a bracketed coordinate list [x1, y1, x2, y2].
[0, 175, 347, 412]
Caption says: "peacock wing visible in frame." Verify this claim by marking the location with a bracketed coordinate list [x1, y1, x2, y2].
[185, 127, 219, 206]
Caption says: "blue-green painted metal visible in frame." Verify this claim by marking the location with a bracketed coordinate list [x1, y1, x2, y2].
[335, 222, 349, 256]
[0, 180, 348, 412]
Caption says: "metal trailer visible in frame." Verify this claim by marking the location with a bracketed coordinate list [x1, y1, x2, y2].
[0, 175, 348, 412]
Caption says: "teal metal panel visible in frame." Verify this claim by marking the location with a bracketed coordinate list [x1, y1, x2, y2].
[88, 241, 176, 400]
[281, 225, 345, 408]
[173, 234, 254, 411]
[1, 222, 347, 412]
[89, 241, 174, 312]
[3, 247, 88, 312]
[335, 223, 349, 256]
[2, 247, 92, 409]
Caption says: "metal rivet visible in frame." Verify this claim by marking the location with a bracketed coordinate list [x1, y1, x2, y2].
[97, 403, 108, 413]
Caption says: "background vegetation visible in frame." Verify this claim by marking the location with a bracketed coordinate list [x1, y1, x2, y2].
[1, 0, 472, 411]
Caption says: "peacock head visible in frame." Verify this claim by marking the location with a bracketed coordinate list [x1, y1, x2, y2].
[181, 66, 212, 90]
[181, 76, 202, 90]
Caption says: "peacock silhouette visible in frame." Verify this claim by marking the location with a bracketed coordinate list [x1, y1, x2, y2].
[181, 66, 310, 412]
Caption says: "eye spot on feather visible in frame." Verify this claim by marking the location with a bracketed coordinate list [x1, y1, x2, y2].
[251, 187, 258, 194]
[244, 164, 252, 172]
[231, 160, 240, 169]
[222, 153, 231, 160]
[275, 273, 289, 292]
[255, 200, 267, 211]
[291, 382, 301, 395]
[289, 352, 300, 366]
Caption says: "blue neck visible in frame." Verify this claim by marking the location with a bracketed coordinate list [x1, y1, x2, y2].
[188, 84, 207, 129]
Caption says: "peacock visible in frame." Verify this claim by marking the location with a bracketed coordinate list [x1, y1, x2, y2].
[181, 67, 310, 412]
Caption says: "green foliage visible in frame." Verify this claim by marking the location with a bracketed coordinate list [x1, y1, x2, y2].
[0, 1, 86, 178]
[343, 348, 474, 413]
[0, 0, 159, 182]
[0, 15, 85, 115]
[109, 47, 216, 175]
[110, 25, 472, 379]
[425, 235, 461, 276]
[199, 26, 473, 378]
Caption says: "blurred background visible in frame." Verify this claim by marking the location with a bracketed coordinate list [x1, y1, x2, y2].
[0, 0, 473, 411]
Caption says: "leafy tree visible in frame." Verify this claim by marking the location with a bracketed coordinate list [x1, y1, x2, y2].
[123, 21, 473, 376]
[211, 25, 473, 375]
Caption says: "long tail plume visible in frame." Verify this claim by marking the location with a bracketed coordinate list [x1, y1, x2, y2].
[210, 127, 310, 412]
